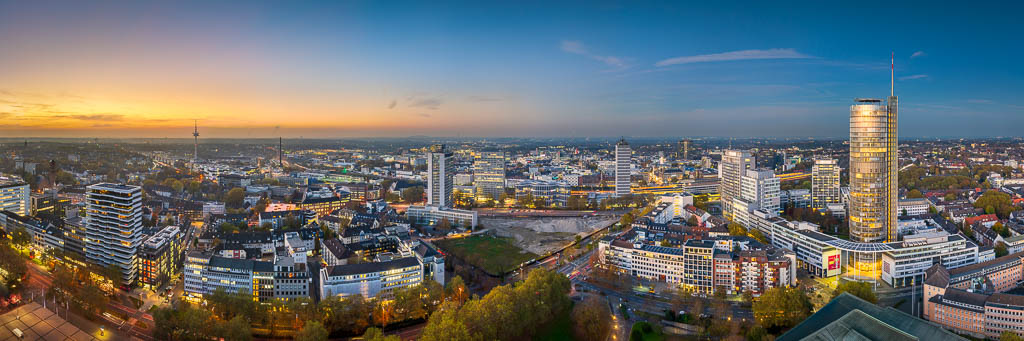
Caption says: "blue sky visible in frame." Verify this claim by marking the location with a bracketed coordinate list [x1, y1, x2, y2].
[0, 1, 1022, 138]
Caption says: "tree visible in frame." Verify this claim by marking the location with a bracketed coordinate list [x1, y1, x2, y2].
[1001, 331, 1024, 341]
[10, 227, 31, 248]
[445, 276, 469, 305]
[79, 283, 109, 315]
[571, 296, 611, 341]
[225, 187, 246, 207]
[402, 186, 424, 203]
[728, 222, 747, 237]
[831, 281, 878, 303]
[752, 286, 811, 330]
[619, 211, 635, 228]
[219, 315, 253, 341]
[748, 229, 768, 244]
[362, 327, 400, 341]
[294, 321, 329, 341]
[996, 242, 1009, 257]
[420, 301, 471, 341]
[436, 217, 452, 231]
[907, 189, 924, 198]
[687, 216, 699, 226]
[220, 222, 240, 234]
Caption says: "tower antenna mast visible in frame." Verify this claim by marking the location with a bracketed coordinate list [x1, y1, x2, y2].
[891, 51, 895, 96]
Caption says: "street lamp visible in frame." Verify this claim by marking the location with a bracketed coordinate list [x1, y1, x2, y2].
[100, 326, 105, 336]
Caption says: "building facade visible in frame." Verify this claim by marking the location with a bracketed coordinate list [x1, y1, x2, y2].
[849, 97, 898, 242]
[84, 183, 144, 286]
[139, 225, 184, 288]
[0, 176, 30, 216]
[427, 144, 453, 208]
[720, 150, 755, 221]
[811, 157, 841, 210]
[473, 151, 506, 200]
[615, 139, 632, 197]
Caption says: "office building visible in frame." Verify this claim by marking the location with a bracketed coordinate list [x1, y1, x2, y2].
[899, 198, 931, 216]
[741, 169, 780, 214]
[719, 150, 755, 220]
[513, 179, 570, 207]
[811, 157, 841, 210]
[923, 252, 1024, 339]
[406, 205, 477, 228]
[473, 151, 506, 200]
[139, 225, 184, 288]
[0, 175, 30, 216]
[84, 183, 144, 286]
[615, 139, 632, 197]
[427, 144, 453, 207]
[849, 96, 898, 242]
[679, 139, 691, 160]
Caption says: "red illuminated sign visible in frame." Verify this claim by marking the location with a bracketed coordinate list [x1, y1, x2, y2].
[828, 254, 840, 271]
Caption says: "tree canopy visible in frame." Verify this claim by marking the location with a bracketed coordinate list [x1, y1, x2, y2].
[831, 281, 877, 303]
[752, 286, 812, 331]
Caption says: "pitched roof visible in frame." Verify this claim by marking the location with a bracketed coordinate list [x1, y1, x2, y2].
[778, 293, 966, 341]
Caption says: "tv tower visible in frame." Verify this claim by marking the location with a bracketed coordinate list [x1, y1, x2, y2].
[279, 137, 284, 167]
[192, 121, 200, 174]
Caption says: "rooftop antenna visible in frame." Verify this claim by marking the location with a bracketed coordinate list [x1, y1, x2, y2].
[891, 51, 895, 96]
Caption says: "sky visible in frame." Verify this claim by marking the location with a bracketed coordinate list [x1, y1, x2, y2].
[1, 1, 1023, 139]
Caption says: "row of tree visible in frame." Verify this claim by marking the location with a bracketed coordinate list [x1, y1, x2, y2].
[420, 268, 572, 340]
[155, 276, 470, 339]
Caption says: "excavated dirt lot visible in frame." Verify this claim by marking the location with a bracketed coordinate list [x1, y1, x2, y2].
[481, 215, 618, 255]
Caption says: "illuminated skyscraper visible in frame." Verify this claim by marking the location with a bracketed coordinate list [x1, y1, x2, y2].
[473, 151, 506, 200]
[427, 144, 453, 207]
[849, 96, 898, 242]
[811, 157, 841, 210]
[615, 139, 631, 197]
[679, 139, 691, 160]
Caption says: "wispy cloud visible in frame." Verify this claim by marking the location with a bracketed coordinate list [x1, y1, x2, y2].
[911, 51, 926, 58]
[968, 99, 993, 104]
[655, 48, 812, 67]
[415, 113, 431, 118]
[387, 100, 397, 109]
[560, 40, 627, 68]
[406, 96, 442, 110]
[899, 74, 928, 81]
[58, 114, 125, 121]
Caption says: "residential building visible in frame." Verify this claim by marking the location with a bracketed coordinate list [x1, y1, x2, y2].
[139, 225, 184, 289]
[84, 183, 144, 286]
[811, 157, 841, 210]
[923, 252, 1024, 339]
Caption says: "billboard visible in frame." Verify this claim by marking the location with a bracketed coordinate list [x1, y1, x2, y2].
[822, 249, 841, 277]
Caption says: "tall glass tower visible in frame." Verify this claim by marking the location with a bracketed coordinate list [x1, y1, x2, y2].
[849, 96, 897, 242]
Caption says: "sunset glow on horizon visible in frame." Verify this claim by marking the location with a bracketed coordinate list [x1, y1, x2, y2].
[2, 1, 1023, 138]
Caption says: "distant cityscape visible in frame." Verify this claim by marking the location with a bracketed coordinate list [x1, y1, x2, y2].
[3, 3, 1024, 341]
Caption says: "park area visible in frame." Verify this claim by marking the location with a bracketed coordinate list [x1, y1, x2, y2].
[436, 235, 538, 275]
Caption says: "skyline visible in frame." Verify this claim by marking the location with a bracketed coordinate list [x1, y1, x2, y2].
[2, 2, 1024, 138]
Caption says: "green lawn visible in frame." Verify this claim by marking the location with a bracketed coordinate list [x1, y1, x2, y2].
[436, 235, 538, 275]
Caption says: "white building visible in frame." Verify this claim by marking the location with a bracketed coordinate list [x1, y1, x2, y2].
[406, 205, 478, 228]
[615, 139, 632, 197]
[741, 169, 780, 214]
[898, 198, 931, 216]
[719, 150, 755, 220]
[0, 176, 30, 216]
[84, 183, 144, 285]
[319, 257, 423, 298]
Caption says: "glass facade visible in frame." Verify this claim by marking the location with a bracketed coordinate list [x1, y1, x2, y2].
[849, 97, 897, 242]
